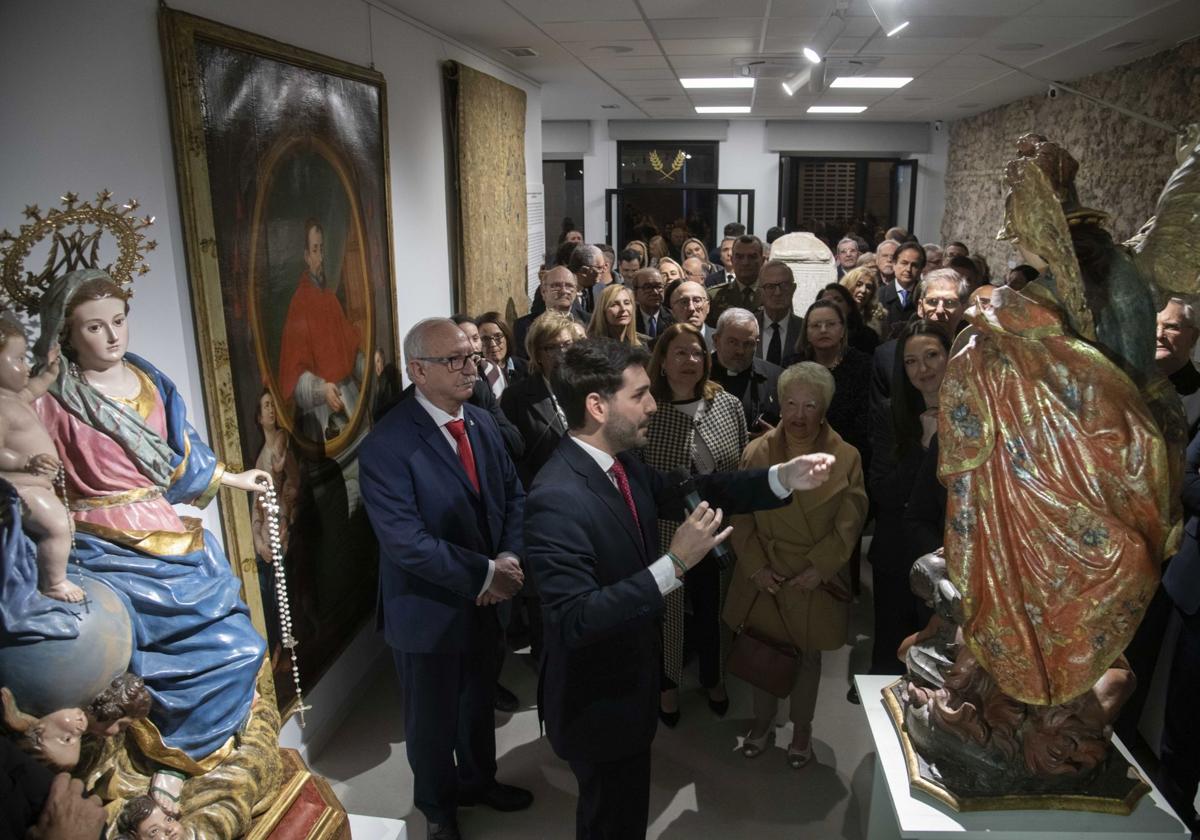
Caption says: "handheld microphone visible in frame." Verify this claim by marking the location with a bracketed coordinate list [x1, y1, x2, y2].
[667, 469, 732, 564]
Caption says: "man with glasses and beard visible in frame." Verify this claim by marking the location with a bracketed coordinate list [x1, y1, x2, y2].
[525, 338, 835, 839]
[361, 318, 533, 840]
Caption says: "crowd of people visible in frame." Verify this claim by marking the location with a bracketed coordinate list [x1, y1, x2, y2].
[366, 219, 1200, 840]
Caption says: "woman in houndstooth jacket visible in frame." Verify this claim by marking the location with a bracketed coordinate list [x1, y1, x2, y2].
[642, 322, 748, 727]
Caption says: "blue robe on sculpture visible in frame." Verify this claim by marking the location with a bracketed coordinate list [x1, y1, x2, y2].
[24, 351, 266, 770]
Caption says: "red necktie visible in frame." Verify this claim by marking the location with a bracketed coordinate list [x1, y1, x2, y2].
[608, 459, 641, 534]
[445, 419, 480, 493]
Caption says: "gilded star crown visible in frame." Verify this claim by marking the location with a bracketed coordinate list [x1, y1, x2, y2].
[0, 190, 156, 314]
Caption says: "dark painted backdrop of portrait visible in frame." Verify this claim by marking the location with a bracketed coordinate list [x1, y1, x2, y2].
[169, 21, 397, 710]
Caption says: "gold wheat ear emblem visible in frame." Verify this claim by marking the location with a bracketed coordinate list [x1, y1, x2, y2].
[649, 150, 687, 182]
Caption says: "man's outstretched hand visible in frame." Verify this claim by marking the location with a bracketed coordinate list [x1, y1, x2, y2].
[777, 452, 836, 491]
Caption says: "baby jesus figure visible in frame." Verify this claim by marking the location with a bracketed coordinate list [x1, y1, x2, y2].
[0, 316, 77, 601]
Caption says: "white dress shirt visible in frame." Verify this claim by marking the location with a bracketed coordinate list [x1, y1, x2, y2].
[568, 435, 790, 597]
[414, 388, 500, 596]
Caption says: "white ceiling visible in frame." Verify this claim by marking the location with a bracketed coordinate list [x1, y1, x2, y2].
[376, 0, 1200, 121]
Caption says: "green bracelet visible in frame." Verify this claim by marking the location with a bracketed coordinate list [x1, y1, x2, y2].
[667, 552, 688, 577]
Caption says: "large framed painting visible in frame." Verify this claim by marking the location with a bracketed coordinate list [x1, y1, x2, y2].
[160, 9, 396, 713]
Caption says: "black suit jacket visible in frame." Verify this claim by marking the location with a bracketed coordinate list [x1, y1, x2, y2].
[710, 355, 782, 429]
[878, 281, 916, 334]
[705, 268, 733, 289]
[756, 311, 804, 363]
[525, 437, 785, 763]
[1165, 428, 1200, 615]
[500, 374, 567, 489]
[635, 306, 674, 338]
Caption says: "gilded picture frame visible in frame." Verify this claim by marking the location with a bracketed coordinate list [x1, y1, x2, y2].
[160, 8, 397, 715]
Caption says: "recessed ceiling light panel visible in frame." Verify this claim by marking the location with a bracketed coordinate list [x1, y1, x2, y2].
[592, 45, 634, 54]
[830, 76, 912, 89]
[807, 106, 867, 114]
[501, 47, 538, 58]
[681, 77, 755, 89]
[695, 106, 752, 114]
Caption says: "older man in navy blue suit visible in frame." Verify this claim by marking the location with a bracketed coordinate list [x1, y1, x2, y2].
[361, 318, 531, 840]
[525, 338, 836, 839]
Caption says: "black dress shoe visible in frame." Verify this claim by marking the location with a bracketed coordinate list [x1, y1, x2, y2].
[846, 684, 860, 705]
[494, 683, 519, 713]
[458, 782, 533, 812]
[658, 707, 680, 728]
[707, 695, 730, 717]
[427, 820, 461, 840]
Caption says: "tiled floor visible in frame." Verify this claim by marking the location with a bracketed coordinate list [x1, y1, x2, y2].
[309, 564, 881, 839]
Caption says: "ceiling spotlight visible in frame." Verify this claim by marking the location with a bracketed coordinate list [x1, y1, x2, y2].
[868, 0, 910, 37]
[800, 14, 846, 67]
[781, 67, 813, 97]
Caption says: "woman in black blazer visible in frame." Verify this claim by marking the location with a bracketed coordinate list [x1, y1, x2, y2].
[477, 311, 528, 396]
[867, 319, 950, 676]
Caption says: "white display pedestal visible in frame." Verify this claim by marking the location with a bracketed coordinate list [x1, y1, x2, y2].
[347, 813, 407, 840]
[855, 675, 1190, 840]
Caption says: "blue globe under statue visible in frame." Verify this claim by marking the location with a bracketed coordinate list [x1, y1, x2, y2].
[0, 477, 133, 716]
[0, 574, 132, 716]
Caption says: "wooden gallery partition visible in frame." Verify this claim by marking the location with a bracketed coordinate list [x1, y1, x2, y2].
[443, 61, 528, 321]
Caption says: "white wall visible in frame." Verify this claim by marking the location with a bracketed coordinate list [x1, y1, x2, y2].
[563, 119, 946, 247]
[0, 0, 541, 746]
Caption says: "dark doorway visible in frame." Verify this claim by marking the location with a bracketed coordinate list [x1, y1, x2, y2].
[778, 156, 918, 247]
[610, 141, 717, 252]
[542, 159, 585, 248]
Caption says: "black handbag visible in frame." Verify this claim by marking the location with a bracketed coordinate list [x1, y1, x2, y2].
[726, 592, 800, 699]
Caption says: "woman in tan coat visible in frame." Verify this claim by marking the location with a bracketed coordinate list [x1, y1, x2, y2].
[723, 362, 868, 768]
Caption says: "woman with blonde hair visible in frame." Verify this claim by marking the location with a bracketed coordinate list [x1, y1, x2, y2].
[724, 361, 867, 767]
[841, 265, 887, 338]
[587, 283, 645, 347]
[681, 237, 711, 269]
[643, 322, 748, 724]
[656, 257, 684, 283]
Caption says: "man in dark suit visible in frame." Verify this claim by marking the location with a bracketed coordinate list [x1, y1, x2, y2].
[524, 338, 835, 839]
[1159, 427, 1200, 833]
[755, 260, 803, 366]
[705, 236, 737, 288]
[631, 267, 674, 340]
[361, 318, 532, 840]
[513, 267, 587, 360]
[569, 244, 607, 317]
[666, 279, 716, 350]
[877, 241, 925, 334]
[710, 307, 781, 431]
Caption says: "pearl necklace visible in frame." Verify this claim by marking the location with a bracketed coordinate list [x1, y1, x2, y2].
[260, 481, 310, 726]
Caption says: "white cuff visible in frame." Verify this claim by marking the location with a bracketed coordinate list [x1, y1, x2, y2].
[767, 464, 789, 499]
[478, 559, 496, 598]
[650, 555, 683, 596]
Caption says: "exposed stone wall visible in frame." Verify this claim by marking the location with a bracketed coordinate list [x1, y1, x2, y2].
[942, 37, 1200, 276]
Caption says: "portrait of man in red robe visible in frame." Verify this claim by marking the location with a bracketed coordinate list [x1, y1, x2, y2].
[276, 218, 365, 442]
